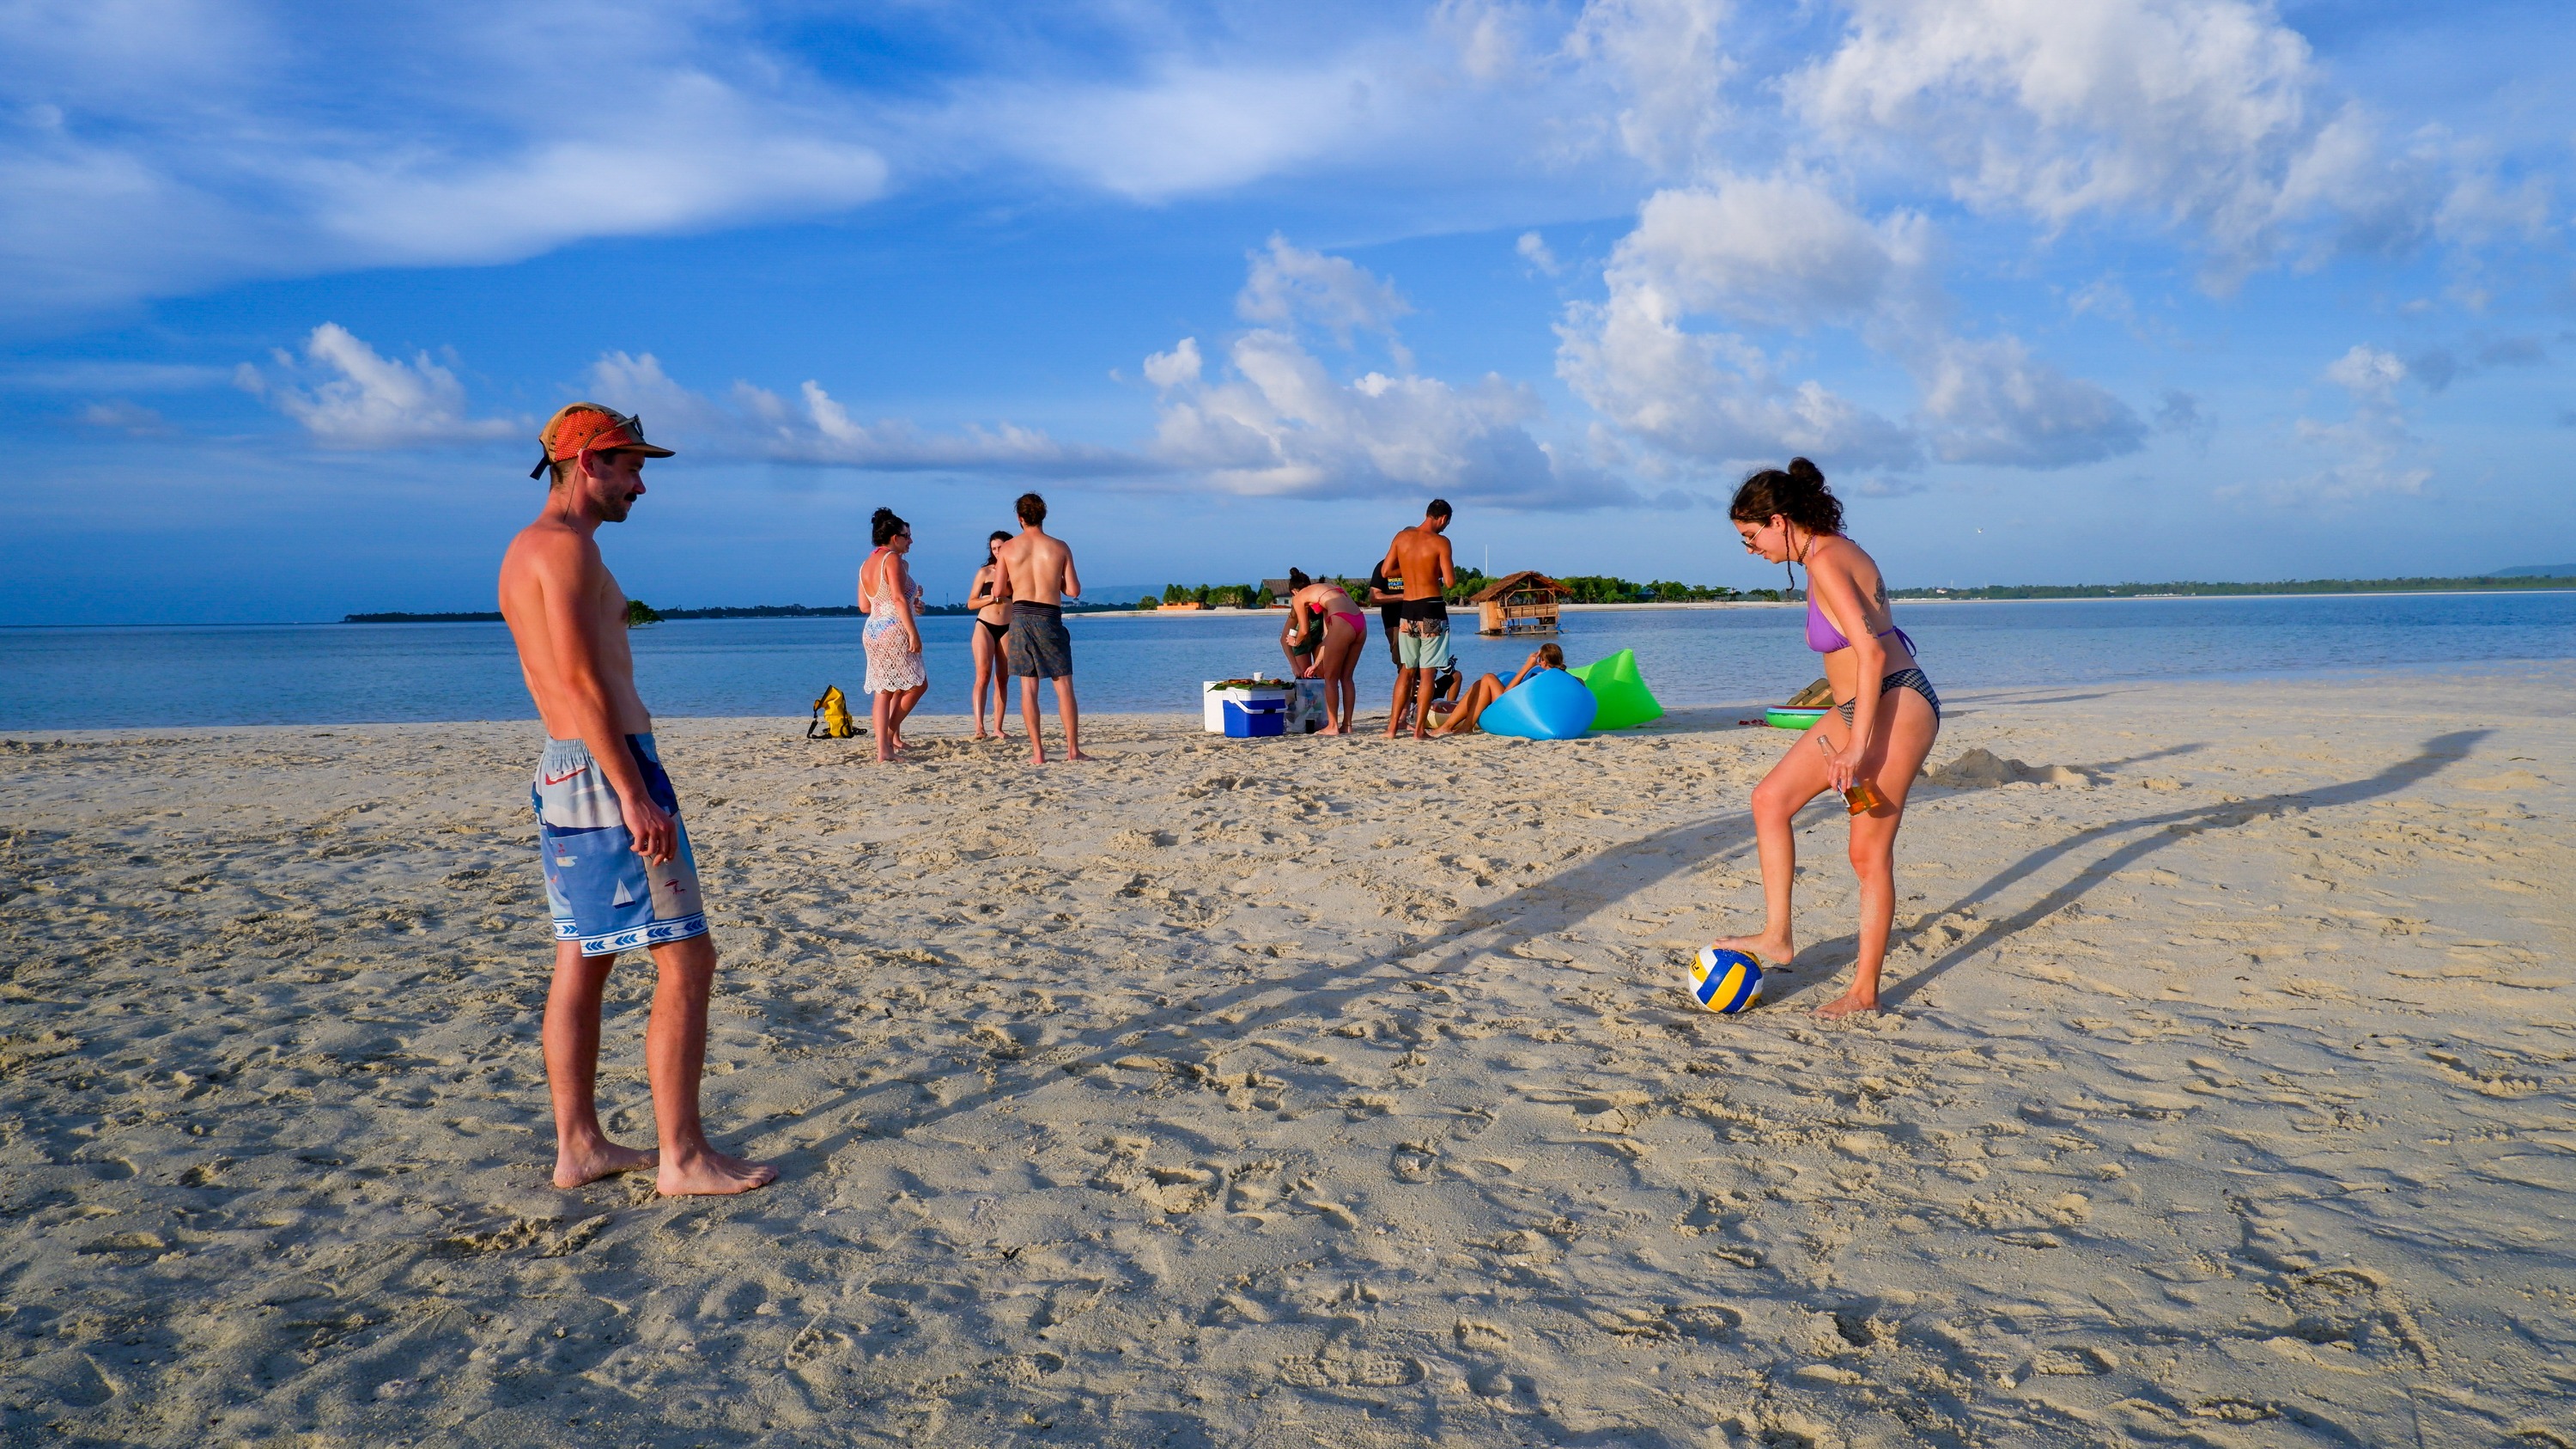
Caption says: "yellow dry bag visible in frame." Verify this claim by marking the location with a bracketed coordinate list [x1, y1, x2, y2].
[808, 685, 860, 740]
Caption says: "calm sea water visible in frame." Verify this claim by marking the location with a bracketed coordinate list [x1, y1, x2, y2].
[3, 592, 2571, 731]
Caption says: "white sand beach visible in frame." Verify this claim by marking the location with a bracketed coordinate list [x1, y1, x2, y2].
[4, 667, 2573, 1446]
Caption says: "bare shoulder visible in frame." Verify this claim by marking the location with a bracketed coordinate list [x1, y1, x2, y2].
[1824, 534, 1880, 579]
[501, 519, 599, 591]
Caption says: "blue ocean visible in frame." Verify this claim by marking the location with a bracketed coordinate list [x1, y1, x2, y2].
[3, 592, 2571, 731]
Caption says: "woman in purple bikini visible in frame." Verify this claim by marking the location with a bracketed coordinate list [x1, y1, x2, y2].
[1710, 458, 1941, 1018]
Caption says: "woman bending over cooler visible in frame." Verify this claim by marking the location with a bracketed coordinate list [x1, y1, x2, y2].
[1710, 459, 1941, 1018]
[1283, 572, 1367, 734]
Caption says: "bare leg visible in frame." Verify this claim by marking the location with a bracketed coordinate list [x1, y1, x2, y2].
[544, 942, 656, 1187]
[1432, 675, 1504, 735]
[872, 688, 897, 763]
[1709, 718, 1832, 969]
[1385, 667, 1418, 738]
[644, 933, 778, 1196]
[1053, 675, 1088, 759]
[1021, 674, 1048, 764]
[1410, 665, 1443, 740]
[969, 628, 995, 737]
[1314, 626, 1358, 734]
[889, 683, 927, 747]
[1818, 690, 1941, 1020]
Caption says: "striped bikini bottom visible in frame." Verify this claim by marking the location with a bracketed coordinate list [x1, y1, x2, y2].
[1837, 667, 1941, 725]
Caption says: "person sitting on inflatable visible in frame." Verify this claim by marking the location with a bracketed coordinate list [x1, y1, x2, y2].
[1429, 643, 1565, 735]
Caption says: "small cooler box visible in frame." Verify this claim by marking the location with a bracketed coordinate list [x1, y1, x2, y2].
[1223, 696, 1285, 737]
[1204, 681, 1291, 734]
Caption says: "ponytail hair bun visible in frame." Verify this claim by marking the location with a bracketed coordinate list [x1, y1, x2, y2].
[871, 507, 910, 546]
[1728, 456, 1844, 536]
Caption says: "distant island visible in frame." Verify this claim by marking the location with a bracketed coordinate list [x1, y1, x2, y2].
[1888, 572, 2576, 601]
[343, 568, 2574, 623]
[343, 599, 1124, 624]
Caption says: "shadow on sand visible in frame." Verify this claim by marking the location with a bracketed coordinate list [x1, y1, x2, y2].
[767, 730, 2486, 1162]
[1880, 728, 2489, 1008]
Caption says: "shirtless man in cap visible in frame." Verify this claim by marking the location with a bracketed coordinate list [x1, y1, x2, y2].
[1381, 499, 1458, 740]
[994, 490, 1089, 764]
[497, 404, 777, 1196]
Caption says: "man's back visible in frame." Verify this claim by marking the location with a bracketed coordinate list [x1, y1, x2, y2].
[1387, 525, 1453, 600]
[498, 520, 650, 736]
[1000, 529, 1076, 606]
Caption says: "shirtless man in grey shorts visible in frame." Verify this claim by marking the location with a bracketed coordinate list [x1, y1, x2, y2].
[994, 490, 1089, 764]
[497, 403, 777, 1196]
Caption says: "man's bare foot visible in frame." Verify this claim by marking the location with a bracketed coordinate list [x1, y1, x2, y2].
[1029, 748, 1048, 765]
[1319, 725, 1345, 735]
[1815, 990, 1881, 1020]
[1707, 932, 1792, 966]
[554, 1141, 657, 1189]
[1065, 747, 1092, 761]
[657, 1149, 779, 1196]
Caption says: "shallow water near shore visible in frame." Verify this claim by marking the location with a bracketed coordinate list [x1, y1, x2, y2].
[3, 590, 2572, 730]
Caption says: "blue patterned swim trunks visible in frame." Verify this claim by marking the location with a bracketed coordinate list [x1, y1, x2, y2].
[532, 733, 708, 957]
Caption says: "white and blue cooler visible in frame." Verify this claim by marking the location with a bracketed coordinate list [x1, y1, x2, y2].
[1223, 695, 1285, 738]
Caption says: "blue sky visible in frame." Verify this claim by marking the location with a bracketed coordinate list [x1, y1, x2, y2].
[3, 0, 2571, 623]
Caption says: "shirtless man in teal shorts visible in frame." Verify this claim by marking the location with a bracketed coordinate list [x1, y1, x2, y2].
[1380, 499, 1458, 740]
[497, 403, 776, 1196]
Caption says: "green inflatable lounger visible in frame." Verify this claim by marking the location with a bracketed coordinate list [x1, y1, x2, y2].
[1567, 648, 1665, 729]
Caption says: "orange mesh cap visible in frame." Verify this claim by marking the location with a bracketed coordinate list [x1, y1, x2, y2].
[530, 403, 674, 478]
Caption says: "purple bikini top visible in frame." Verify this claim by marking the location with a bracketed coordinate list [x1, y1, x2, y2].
[1806, 591, 1916, 657]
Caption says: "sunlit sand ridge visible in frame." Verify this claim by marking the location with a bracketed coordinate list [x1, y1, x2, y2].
[3, 667, 2572, 1446]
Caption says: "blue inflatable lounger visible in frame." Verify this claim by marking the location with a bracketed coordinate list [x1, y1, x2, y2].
[1478, 668, 1598, 740]
[1224, 694, 1285, 738]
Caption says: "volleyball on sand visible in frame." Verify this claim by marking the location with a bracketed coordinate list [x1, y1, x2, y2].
[1690, 947, 1764, 1014]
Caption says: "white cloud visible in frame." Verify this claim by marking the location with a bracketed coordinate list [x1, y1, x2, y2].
[1612, 174, 1930, 330]
[583, 351, 1137, 478]
[307, 79, 888, 269]
[1565, 0, 1737, 175]
[961, 63, 1385, 201]
[1143, 338, 1204, 389]
[1236, 235, 1414, 345]
[1912, 334, 2146, 466]
[1516, 230, 1562, 275]
[1555, 278, 1917, 471]
[1557, 174, 1920, 469]
[1792, 0, 2433, 277]
[244, 324, 519, 448]
[0, 5, 890, 323]
[1149, 329, 1623, 509]
[1564, 172, 2145, 472]
[2321, 343, 2406, 401]
[73, 399, 170, 437]
[2244, 343, 2430, 503]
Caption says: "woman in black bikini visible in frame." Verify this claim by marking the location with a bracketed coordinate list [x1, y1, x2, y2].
[966, 530, 1015, 740]
[1710, 459, 1941, 1019]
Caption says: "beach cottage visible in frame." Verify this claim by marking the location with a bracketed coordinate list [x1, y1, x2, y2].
[1470, 570, 1569, 636]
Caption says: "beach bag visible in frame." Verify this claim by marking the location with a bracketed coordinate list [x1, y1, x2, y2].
[808, 685, 860, 740]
